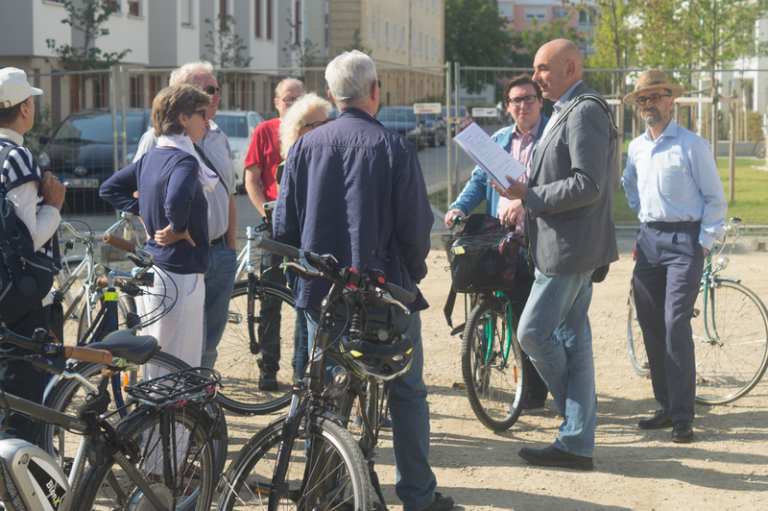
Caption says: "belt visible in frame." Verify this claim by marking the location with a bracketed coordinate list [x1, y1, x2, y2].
[210, 235, 225, 246]
[645, 221, 701, 232]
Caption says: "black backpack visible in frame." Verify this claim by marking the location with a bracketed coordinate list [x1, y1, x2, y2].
[0, 144, 55, 325]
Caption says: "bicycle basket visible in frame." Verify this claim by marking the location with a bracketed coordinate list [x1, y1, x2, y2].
[447, 214, 520, 293]
[125, 368, 220, 407]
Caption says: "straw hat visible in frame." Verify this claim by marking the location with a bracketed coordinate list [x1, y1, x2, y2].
[623, 70, 685, 105]
[0, 67, 43, 109]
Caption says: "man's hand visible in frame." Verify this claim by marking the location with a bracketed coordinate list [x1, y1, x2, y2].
[41, 171, 66, 211]
[489, 175, 527, 201]
[244, 164, 267, 216]
[703, 247, 708, 257]
[445, 209, 465, 228]
[154, 225, 196, 247]
[499, 199, 524, 228]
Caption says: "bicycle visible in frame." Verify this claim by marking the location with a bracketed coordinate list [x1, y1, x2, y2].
[753, 138, 766, 158]
[215, 223, 298, 416]
[625, 217, 768, 405]
[54, 213, 144, 339]
[216, 237, 417, 511]
[41, 233, 228, 477]
[443, 214, 529, 431]
[0, 323, 222, 511]
[627, 250, 650, 378]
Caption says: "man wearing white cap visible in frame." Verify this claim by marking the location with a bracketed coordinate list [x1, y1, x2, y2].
[0, 67, 66, 444]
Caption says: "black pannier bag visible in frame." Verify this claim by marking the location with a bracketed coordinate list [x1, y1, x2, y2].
[444, 214, 520, 293]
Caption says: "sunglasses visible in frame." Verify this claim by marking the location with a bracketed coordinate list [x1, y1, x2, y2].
[202, 86, 220, 95]
[303, 119, 332, 130]
[193, 109, 207, 119]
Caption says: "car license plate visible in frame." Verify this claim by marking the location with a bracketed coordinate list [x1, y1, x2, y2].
[68, 178, 99, 188]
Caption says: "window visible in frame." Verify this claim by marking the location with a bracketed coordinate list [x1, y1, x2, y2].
[107, 0, 120, 12]
[129, 75, 143, 108]
[367, 14, 372, 44]
[385, 20, 389, 49]
[376, 19, 381, 46]
[419, 32, 423, 57]
[127, 0, 139, 16]
[294, 1, 300, 45]
[498, 4, 512, 18]
[255, 0, 261, 37]
[553, 7, 567, 19]
[267, 0, 273, 39]
[182, 0, 193, 26]
[525, 7, 546, 20]
[393, 23, 398, 50]
[220, 0, 227, 31]
[403, 27, 406, 53]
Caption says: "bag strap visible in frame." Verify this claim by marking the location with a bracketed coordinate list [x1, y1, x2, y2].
[548, 94, 618, 138]
[1, 144, 19, 246]
[193, 145, 229, 195]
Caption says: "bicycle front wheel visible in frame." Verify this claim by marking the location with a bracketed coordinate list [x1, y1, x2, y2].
[693, 280, 768, 405]
[217, 414, 374, 511]
[754, 139, 766, 158]
[214, 280, 295, 415]
[78, 405, 217, 511]
[461, 298, 527, 431]
[627, 289, 651, 377]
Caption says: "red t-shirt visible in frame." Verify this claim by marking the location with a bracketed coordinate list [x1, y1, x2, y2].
[244, 117, 281, 202]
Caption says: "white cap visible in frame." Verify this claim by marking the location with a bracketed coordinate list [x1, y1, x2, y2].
[0, 67, 43, 109]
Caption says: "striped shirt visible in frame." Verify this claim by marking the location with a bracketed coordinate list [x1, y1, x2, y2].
[0, 137, 55, 260]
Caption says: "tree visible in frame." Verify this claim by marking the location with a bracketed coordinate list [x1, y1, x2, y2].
[510, 13, 584, 69]
[282, 18, 320, 69]
[203, 14, 253, 69]
[343, 29, 373, 56]
[445, 0, 513, 92]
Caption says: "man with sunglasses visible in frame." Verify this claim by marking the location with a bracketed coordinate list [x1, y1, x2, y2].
[445, 74, 551, 414]
[133, 61, 238, 372]
[622, 70, 726, 443]
[243, 77, 305, 389]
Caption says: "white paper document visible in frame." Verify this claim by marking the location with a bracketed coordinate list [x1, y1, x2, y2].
[452, 122, 528, 188]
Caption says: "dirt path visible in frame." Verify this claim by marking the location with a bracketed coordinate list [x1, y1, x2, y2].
[224, 245, 768, 511]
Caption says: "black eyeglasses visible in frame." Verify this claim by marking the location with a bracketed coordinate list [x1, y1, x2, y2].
[282, 95, 304, 105]
[193, 109, 207, 120]
[202, 86, 220, 95]
[635, 94, 671, 106]
[303, 119, 332, 130]
[505, 95, 538, 106]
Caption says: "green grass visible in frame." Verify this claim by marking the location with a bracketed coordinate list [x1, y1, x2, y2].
[433, 157, 768, 225]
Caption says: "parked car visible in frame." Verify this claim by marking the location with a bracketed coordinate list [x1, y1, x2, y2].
[419, 112, 448, 147]
[442, 105, 472, 136]
[39, 108, 152, 213]
[212, 110, 264, 190]
[375, 106, 427, 150]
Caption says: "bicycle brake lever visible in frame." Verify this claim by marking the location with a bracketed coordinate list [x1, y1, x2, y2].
[374, 288, 410, 314]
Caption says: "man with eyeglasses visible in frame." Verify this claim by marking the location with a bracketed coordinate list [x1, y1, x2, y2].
[243, 77, 305, 389]
[444, 74, 551, 415]
[622, 70, 726, 443]
[133, 61, 238, 372]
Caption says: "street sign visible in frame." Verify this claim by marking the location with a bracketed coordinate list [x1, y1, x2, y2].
[413, 103, 442, 114]
[472, 107, 497, 117]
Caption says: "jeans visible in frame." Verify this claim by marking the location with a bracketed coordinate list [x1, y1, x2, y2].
[0, 304, 51, 446]
[305, 307, 437, 511]
[517, 268, 596, 457]
[201, 243, 238, 369]
[259, 252, 287, 373]
[294, 310, 309, 376]
[633, 224, 703, 423]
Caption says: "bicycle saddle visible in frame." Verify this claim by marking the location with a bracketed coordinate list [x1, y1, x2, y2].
[98, 329, 159, 365]
[339, 335, 414, 381]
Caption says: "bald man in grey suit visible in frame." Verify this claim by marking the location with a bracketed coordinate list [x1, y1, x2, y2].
[492, 39, 618, 470]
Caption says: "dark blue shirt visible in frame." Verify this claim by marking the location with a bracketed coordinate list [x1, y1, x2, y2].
[100, 147, 209, 274]
[273, 108, 433, 311]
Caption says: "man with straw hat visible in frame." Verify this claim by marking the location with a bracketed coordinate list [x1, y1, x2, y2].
[622, 69, 726, 442]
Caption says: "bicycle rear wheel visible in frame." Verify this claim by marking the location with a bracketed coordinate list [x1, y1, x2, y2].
[214, 280, 295, 415]
[461, 297, 527, 431]
[754, 139, 766, 158]
[627, 289, 651, 377]
[78, 405, 217, 511]
[693, 280, 768, 404]
[42, 351, 228, 477]
[217, 414, 374, 511]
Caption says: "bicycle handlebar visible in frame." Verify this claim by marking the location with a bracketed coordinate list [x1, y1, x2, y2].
[0, 325, 112, 364]
[254, 236, 416, 305]
[103, 232, 137, 253]
[62, 345, 113, 364]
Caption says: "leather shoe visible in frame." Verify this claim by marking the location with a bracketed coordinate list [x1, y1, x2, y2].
[671, 420, 694, 443]
[518, 445, 593, 471]
[419, 492, 454, 511]
[638, 410, 672, 430]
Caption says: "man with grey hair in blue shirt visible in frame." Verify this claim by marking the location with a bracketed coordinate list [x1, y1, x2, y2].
[622, 70, 727, 443]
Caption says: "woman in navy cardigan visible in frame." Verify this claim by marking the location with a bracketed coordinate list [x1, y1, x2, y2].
[100, 84, 215, 374]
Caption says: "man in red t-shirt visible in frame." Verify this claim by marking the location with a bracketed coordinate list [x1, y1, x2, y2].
[243, 77, 305, 390]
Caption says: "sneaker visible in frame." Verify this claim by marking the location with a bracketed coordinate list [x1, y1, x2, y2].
[257, 360, 278, 391]
[505, 396, 546, 415]
[378, 417, 393, 430]
[419, 492, 454, 511]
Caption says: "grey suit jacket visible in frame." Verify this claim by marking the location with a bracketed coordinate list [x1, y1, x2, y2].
[524, 82, 619, 276]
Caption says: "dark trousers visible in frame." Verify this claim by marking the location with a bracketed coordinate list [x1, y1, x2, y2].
[504, 247, 549, 402]
[0, 304, 51, 445]
[633, 224, 704, 423]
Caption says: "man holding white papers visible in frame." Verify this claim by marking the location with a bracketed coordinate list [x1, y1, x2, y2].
[491, 39, 618, 470]
[445, 74, 550, 414]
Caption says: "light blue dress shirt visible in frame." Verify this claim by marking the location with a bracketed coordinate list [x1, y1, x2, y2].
[622, 119, 727, 249]
[539, 80, 582, 141]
